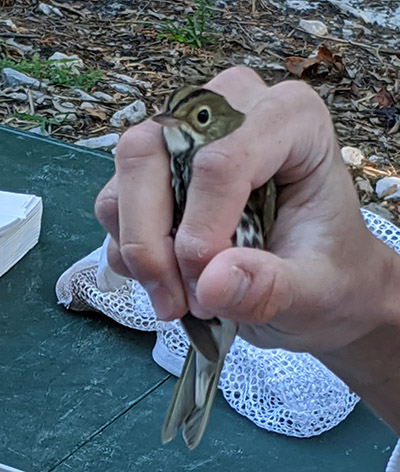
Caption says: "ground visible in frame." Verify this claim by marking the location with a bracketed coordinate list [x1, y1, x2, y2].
[0, 0, 399, 223]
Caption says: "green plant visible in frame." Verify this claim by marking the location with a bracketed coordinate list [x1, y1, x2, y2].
[158, 0, 215, 48]
[9, 112, 70, 134]
[0, 54, 102, 90]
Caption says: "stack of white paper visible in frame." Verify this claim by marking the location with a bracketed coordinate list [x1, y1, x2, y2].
[0, 190, 43, 277]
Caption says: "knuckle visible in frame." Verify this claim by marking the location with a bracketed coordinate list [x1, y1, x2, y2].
[216, 66, 262, 85]
[119, 242, 161, 280]
[106, 246, 130, 278]
[192, 148, 232, 183]
[174, 229, 213, 267]
[249, 268, 290, 324]
[115, 121, 163, 170]
[94, 190, 118, 226]
[272, 80, 324, 114]
[252, 288, 276, 324]
[274, 79, 313, 98]
[114, 129, 135, 163]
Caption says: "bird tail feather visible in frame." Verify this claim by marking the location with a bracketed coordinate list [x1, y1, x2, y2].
[161, 346, 196, 445]
[161, 346, 224, 450]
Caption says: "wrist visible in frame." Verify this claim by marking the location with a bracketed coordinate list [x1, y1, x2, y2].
[318, 244, 400, 432]
[381, 243, 400, 326]
[343, 229, 400, 347]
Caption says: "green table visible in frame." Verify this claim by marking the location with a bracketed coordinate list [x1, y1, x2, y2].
[0, 125, 397, 472]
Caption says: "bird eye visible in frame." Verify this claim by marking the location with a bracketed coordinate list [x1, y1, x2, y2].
[197, 107, 210, 125]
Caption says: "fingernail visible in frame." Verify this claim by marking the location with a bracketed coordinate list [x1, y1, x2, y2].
[144, 282, 174, 320]
[187, 279, 214, 320]
[220, 266, 250, 307]
[188, 279, 197, 294]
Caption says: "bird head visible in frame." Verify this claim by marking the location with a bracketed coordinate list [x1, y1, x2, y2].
[153, 87, 245, 152]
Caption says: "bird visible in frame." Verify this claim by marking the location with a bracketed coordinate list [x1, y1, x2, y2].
[152, 86, 276, 450]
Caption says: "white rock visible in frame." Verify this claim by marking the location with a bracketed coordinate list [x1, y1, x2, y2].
[263, 62, 287, 71]
[7, 92, 28, 101]
[38, 2, 63, 17]
[6, 38, 33, 53]
[28, 126, 49, 136]
[55, 113, 77, 123]
[2, 68, 42, 89]
[368, 154, 384, 163]
[38, 2, 51, 14]
[376, 177, 400, 201]
[355, 177, 373, 194]
[0, 19, 18, 31]
[318, 83, 334, 98]
[109, 82, 140, 96]
[48, 52, 83, 70]
[92, 91, 114, 102]
[110, 72, 135, 84]
[346, 67, 357, 79]
[80, 101, 95, 110]
[299, 19, 328, 36]
[32, 90, 50, 105]
[75, 133, 120, 151]
[71, 89, 98, 102]
[48, 52, 82, 64]
[110, 100, 146, 127]
[52, 99, 76, 114]
[136, 80, 151, 90]
[341, 146, 364, 166]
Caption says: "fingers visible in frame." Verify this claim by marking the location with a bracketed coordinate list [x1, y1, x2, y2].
[174, 139, 254, 310]
[195, 247, 294, 324]
[106, 236, 132, 278]
[94, 66, 342, 324]
[174, 70, 280, 305]
[206, 66, 266, 112]
[194, 246, 327, 352]
[100, 120, 187, 320]
[95, 175, 133, 278]
[175, 72, 331, 314]
[95, 174, 119, 242]
[195, 240, 381, 354]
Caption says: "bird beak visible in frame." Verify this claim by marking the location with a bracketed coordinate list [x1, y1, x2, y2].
[152, 112, 182, 128]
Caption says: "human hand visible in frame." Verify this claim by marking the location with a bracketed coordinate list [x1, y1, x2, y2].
[95, 66, 399, 356]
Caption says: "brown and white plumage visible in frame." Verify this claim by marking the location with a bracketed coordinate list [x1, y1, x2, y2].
[153, 86, 276, 449]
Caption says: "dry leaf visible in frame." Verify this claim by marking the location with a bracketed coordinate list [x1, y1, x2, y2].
[317, 45, 344, 72]
[363, 165, 393, 177]
[373, 87, 395, 108]
[351, 83, 361, 97]
[285, 45, 344, 78]
[84, 108, 107, 120]
[331, 54, 344, 72]
[380, 184, 398, 198]
[284, 56, 320, 78]
[317, 45, 333, 63]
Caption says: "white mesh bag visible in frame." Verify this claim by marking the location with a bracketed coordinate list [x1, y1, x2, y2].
[56, 209, 400, 445]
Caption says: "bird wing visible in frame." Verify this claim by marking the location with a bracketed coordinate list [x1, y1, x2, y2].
[161, 346, 196, 444]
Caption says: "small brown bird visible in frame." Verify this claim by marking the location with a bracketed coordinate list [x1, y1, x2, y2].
[153, 86, 276, 449]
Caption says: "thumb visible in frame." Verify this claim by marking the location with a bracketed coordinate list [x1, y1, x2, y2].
[196, 247, 295, 324]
